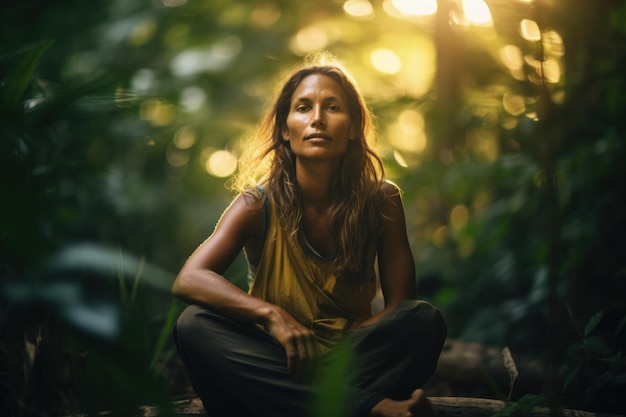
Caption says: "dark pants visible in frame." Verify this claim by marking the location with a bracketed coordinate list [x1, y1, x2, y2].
[173, 299, 447, 417]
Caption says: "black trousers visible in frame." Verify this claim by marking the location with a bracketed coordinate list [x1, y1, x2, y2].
[173, 299, 447, 417]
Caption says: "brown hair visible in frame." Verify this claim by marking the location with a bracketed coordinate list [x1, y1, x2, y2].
[232, 53, 386, 278]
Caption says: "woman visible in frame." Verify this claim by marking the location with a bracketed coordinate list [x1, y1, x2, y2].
[172, 54, 447, 417]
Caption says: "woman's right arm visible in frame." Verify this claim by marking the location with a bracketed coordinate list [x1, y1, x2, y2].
[171, 193, 320, 380]
[171, 193, 272, 323]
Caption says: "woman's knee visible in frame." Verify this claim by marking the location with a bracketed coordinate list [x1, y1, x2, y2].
[174, 304, 205, 341]
[396, 300, 448, 345]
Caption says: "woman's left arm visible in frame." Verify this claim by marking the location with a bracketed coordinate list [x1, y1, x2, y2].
[361, 182, 416, 326]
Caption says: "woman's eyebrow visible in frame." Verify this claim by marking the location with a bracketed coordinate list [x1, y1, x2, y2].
[292, 95, 343, 103]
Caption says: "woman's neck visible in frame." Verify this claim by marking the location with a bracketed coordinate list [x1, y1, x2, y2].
[295, 159, 339, 209]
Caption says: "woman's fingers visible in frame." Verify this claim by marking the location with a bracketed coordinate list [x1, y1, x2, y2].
[264, 306, 320, 381]
[289, 329, 320, 382]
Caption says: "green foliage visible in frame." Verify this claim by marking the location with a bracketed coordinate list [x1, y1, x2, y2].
[492, 394, 547, 417]
[1, 0, 625, 415]
[560, 310, 626, 413]
[0, 40, 54, 108]
[309, 342, 353, 417]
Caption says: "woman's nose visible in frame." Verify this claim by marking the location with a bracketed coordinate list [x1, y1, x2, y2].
[311, 107, 325, 126]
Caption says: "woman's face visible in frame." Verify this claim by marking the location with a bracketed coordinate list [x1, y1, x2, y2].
[282, 74, 356, 163]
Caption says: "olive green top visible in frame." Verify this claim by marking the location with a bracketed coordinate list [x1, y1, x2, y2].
[248, 201, 377, 353]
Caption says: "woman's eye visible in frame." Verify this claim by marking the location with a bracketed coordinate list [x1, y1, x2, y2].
[327, 105, 340, 111]
[296, 105, 309, 112]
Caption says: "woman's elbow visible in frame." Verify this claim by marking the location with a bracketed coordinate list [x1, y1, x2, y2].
[171, 273, 190, 300]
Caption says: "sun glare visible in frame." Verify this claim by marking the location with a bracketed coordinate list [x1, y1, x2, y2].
[370, 48, 402, 74]
[205, 150, 238, 178]
[291, 26, 329, 55]
[390, 0, 437, 16]
[520, 19, 541, 41]
[462, 0, 493, 26]
[343, 0, 375, 19]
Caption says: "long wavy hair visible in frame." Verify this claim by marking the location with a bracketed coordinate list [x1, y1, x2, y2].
[233, 54, 386, 278]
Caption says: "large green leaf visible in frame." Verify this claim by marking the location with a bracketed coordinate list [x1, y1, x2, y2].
[0, 40, 55, 108]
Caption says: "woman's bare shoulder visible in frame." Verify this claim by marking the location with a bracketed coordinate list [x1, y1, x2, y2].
[381, 180, 403, 201]
[225, 190, 266, 234]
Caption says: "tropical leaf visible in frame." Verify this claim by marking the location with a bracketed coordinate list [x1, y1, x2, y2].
[0, 40, 54, 108]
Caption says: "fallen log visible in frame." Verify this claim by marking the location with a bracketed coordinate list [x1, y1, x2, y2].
[429, 339, 545, 397]
[139, 397, 624, 417]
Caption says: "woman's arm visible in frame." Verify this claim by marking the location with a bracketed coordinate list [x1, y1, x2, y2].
[361, 182, 417, 327]
[171, 193, 320, 380]
[172, 193, 269, 320]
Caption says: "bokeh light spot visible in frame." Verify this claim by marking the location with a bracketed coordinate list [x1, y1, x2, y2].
[388, 110, 427, 153]
[456, 236, 475, 259]
[162, 0, 187, 7]
[173, 126, 196, 150]
[343, 0, 375, 19]
[520, 19, 541, 41]
[166, 144, 190, 168]
[390, 0, 437, 16]
[140, 99, 176, 127]
[249, 3, 281, 27]
[205, 150, 238, 178]
[432, 226, 448, 248]
[291, 26, 329, 55]
[370, 48, 402, 74]
[542, 57, 562, 83]
[467, 128, 499, 161]
[502, 93, 526, 116]
[393, 150, 409, 168]
[180, 86, 207, 112]
[499, 44, 523, 71]
[128, 20, 157, 46]
[462, 0, 492, 26]
[450, 204, 469, 230]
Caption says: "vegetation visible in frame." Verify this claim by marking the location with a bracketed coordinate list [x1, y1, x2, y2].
[1, 0, 624, 415]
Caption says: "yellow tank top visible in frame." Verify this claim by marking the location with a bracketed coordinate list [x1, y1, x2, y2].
[248, 201, 377, 353]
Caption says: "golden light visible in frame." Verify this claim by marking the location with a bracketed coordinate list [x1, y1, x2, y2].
[499, 44, 526, 80]
[450, 204, 469, 230]
[467, 127, 500, 161]
[249, 3, 281, 27]
[389, 0, 437, 16]
[166, 144, 190, 168]
[461, 0, 493, 26]
[432, 225, 448, 248]
[179, 86, 207, 112]
[543, 30, 565, 56]
[502, 92, 526, 116]
[290, 26, 329, 55]
[162, 0, 187, 7]
[128, 20, 157, 46]
[163, 25, 191, 50]
[472, 189, 491, 210]
[542, 57, 562, 83]
[499, 44, 523, 70]
[173, 125, 196, 150]
[393, 150, 409, 168]
[343, 0, 375, 19]
[140, 99, 176, 127]
[205, 150, 238, 178]
[456, 236, 475, 259]
[114, 88, 138, 108]
[520, 19, 541, 41]
[387, 109, 428, 153]
[501, 116, 518, 130]
[370, 48, 402, 74]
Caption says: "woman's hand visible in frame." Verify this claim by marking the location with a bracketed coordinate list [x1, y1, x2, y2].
[264, 305, 321, 382]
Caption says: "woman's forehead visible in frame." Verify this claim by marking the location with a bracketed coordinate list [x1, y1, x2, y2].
[291, 73, 348, 102]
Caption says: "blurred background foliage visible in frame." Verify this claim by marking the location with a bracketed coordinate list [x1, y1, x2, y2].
[1, 0, 625, 415]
